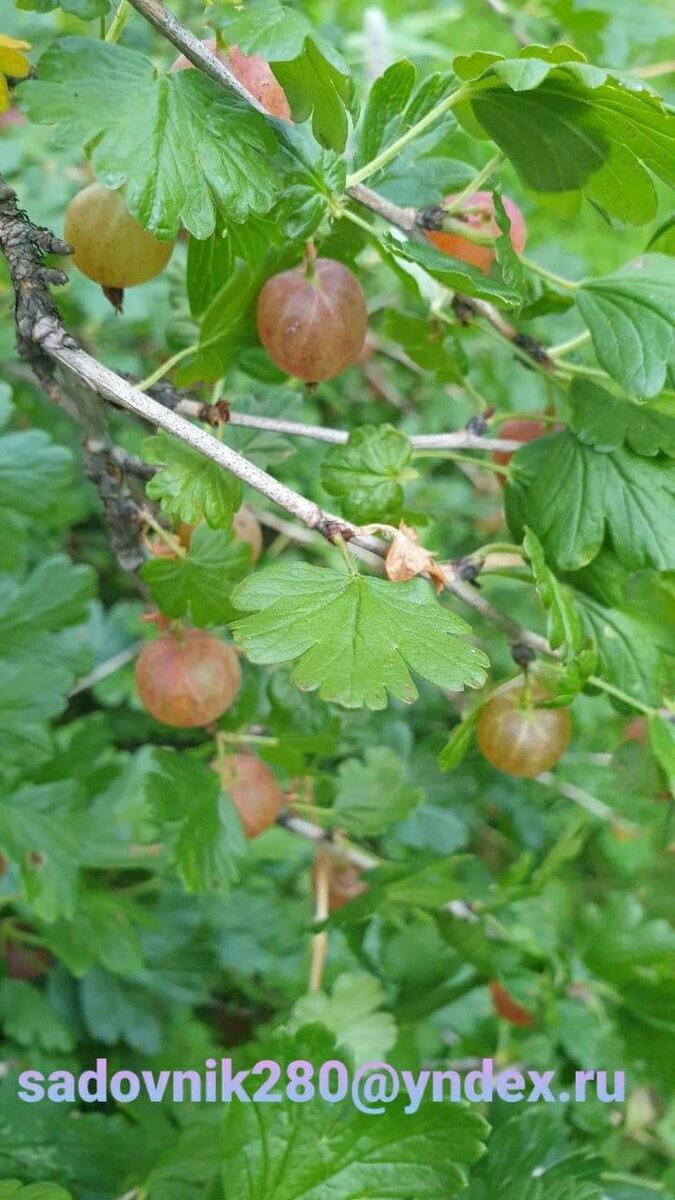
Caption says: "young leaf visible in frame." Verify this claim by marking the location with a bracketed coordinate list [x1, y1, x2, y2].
[567, 379, 675, 455]
[21, 39, 280, 239]
[523, 527, 583, 652]
[143, 433, 243, 529]
[320, 425, 415, 523]
[329, 747, 423, 835]
[576, 255, 675, 399]
[231, 563, 489, 709]
[506, 430, 675, 572]
[141, 526, 251, 627]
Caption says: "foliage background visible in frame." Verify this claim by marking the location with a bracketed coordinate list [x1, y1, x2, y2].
[0, 0, 674, 1197]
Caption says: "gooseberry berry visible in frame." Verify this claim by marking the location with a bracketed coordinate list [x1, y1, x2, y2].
[425, 191, 526, 275]
[64, 183, 174, 290]
[256, 258, 368, 382]
[171, 39, 291, 121]
[135, 629, 241, 727]
[212, 752, 283, 838]
[489, 980, 534, 1027]
[476, 685, 572, 778]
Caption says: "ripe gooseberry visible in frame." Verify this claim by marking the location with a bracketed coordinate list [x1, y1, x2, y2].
[212, 752, 283, 838]
[489, 980, 534, 1027]
[425, 191, 526, 275]
[476, 685, 572, 778]
[256, 258, 368, 382]
[171, 39, 291, 121]
[64, 183, 175, 291]
[135, 629, 241, 727]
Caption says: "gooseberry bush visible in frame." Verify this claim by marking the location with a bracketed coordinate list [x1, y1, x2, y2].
[0, 0, 674, 1197]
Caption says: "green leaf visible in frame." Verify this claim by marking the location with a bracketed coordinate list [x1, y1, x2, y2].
[21, 38, 279, 239]
[575, 255, 675, 399]
[274, 40, 355, 154]
[523, 527, 583, 652]
[222, 393, 301, 468]
[221, 1031, 487, 1199]
[648, 715, 675, 795]
[0, 428, 73, 517]
[214, 0, 356, 151]
[506, 430, 675, 571]
[647, 213, 675, 256]
[143, 432, 243, 529]
[0, 1184, 72, 1200]
[17, 0, 107, 16]
[141, 525, 251, 626]
[381, 234, 521, 308]
[0, 783, 80, 920]
[320, 425, 415, 523]
[289, 973, 397, 1064]
[272, 122, 346, 240]
[357, 59, 417, 166]
[43, 890, 145, 977]
[145, 750, 248, 894]
[569, 568, 675, 706]
[329, 747, 423, 835]
[567, 379, 675, 455]
[493, 189, 530, 307]
[357, 62, 462, 176]
[231, 563, 489, 709]
[438, 709, 481, 771]
[453, 49, 675, 224]
[0, 980, 75, 1054]
[463, 1109, 603, 1200]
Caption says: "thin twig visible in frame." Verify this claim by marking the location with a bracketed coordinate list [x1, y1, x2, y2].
[484, 0, 530, 45]
[309, 848, 330, 992]
[536, 772, 642, 837]
[69, 643, 144, 696]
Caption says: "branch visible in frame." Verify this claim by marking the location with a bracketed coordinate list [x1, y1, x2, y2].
[484, 0, 530, 46]
[142, 386, 526, 453]
[125, 0, 269, 112]
[0, 178, 145, 572]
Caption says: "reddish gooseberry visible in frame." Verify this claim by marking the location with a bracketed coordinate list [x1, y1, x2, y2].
[425, 191, 526, 275]
[256, 258, 368, 382]
[64, 183, 174, 290]
[135, 629, 241, 727]
[212, 752, 283, 838]
[171, 39, 291, 121]
[476, 686, 572, 778]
